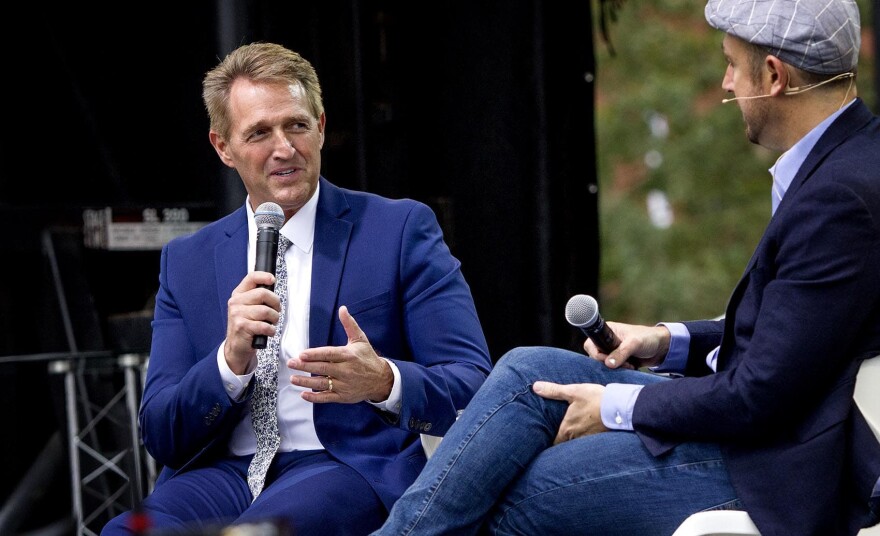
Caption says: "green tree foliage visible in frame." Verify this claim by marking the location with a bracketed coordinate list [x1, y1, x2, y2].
[594, 0, 876, 324]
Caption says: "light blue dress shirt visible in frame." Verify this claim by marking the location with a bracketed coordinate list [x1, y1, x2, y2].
[600, 100, 856, 431]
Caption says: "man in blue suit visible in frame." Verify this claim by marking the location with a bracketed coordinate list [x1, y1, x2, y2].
[102, 42, 491, 535]
[375, 1, 880, 535]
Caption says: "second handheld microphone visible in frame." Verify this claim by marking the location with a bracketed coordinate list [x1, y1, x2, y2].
[564, 294, 621, 353]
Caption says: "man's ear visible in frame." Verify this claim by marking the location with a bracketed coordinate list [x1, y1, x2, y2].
[209, 131, 236, 168]
[765, 55, 790, 97]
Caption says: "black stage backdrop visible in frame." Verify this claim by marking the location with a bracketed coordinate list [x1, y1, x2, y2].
[0, 1, 599, 530]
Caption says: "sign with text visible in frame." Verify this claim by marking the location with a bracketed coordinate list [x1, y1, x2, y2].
[83, 206, 211, 251]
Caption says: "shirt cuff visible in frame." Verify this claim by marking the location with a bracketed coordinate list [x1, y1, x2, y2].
[601, 383, 644, 431]
[705, 346, 720, 373]
[367, 358, 402, 415]
[650, 322, 690, 375]
[217, 342, 255, 401]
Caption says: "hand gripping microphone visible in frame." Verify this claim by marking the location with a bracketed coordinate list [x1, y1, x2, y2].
[564, 294, 621, 353]
[252, 202, 285, 349]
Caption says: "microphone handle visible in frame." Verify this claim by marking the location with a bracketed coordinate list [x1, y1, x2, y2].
[252, 227, 280, 349]
[580, 315, 621, 354]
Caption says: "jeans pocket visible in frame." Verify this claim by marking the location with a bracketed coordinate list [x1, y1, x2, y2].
[702, 498, 744, 512]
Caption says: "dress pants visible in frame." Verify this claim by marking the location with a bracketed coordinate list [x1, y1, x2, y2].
[103, 450, 385, 535]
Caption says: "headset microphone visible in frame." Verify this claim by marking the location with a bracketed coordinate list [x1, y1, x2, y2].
[721, 71, 854, 104]
[721, 94, 772, 104]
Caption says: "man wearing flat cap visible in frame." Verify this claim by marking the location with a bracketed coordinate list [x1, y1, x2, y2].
[373, 1, 880, 535]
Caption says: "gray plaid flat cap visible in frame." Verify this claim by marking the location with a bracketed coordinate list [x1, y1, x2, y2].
[705, 0, 861, 74]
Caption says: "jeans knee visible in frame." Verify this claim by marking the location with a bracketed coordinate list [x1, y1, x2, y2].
[497, 346, 594, 374]
[495, 346, 563, 379]
[498, 346, 544, 367]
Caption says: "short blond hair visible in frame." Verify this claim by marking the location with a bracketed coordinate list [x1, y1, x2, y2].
[202, 42, 324, 139]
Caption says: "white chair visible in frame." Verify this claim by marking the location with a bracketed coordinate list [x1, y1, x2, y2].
[672, 355, 880, 536]
[671, 510, 760, 536]
[420, 433, 443, 458]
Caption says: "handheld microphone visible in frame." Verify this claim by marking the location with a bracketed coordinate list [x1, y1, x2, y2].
[252, 202, 285, 349]
[564, 294, 621, 353]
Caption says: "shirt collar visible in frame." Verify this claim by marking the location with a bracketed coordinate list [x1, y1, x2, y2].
[245, 182, 319, 254]
[768, 99, 855, 215]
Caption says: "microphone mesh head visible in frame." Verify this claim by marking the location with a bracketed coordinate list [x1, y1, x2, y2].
[254, 202, 285, 229]
[565, 294, 599, 328]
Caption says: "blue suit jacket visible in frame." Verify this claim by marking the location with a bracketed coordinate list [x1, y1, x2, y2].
[139, 178, 492, 508]
[634, 100, 880, 535]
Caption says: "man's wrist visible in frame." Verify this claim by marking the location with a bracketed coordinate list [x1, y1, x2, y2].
[369, 359, 395, 402]
[367, 359, 402, 414]
[656, 325, 672, 358]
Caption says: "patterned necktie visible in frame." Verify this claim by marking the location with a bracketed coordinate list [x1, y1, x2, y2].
[247, 235, 290, 499]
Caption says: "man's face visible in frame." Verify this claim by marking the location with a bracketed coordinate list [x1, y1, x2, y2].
[210, 78, 325, 220]
[721, 34, 771, 146]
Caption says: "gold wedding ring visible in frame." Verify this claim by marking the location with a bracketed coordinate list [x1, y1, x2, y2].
[327, 377, 334, 392]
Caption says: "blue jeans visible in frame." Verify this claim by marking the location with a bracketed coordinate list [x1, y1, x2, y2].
[374, 347, 740, 535]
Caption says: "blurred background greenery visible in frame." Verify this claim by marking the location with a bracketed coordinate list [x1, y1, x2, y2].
[594, 0, 876, 324]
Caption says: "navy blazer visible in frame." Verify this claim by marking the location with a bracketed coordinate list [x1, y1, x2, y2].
[139, 178, 492, 508]
[633, 100, 880, 535]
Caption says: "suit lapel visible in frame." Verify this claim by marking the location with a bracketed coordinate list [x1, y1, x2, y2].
[215, 208, 249, 324]
[718, 100, 874, 370]
[739, 101, 872, 278]
[774, 99, 873, 218]
[309, 179, 353, 347]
